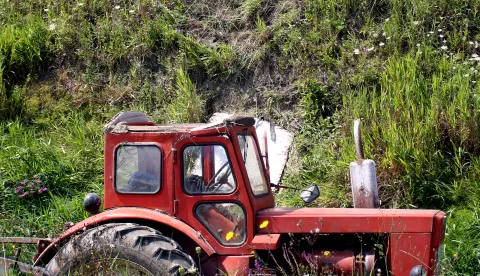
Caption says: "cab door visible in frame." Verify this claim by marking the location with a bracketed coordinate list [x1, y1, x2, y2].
[174, 135, 254, 255]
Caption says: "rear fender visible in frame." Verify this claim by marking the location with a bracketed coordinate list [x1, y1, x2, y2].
[34, 207, 216, 266]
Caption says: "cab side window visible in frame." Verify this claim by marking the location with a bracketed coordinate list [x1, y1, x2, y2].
[183, 145, 236, 194]
[195, 202, 246, 245]
[115, 145, 161, 194]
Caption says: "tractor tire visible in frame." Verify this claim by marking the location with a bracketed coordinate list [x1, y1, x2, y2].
[45, 223, 197, 276]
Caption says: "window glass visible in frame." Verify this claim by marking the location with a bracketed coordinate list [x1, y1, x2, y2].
[196, 203, 246, 245]
[183, 145, 236, 194]
[115, 145, 161, 193]
[237, 135, 269, 196]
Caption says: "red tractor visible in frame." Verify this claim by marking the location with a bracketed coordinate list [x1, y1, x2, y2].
[1, 111, 446, 275]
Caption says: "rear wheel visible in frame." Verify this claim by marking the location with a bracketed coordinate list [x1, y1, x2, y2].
[46, 223, 197, 276]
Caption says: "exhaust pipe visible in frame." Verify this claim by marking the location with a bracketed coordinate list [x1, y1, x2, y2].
[349, 119, 380, 208]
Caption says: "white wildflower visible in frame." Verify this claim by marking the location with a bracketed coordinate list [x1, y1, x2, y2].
[114, 5, 120, 9]
[379, 42, 385, 46]
[429, 31, 434, 34]
[443, 40, 447, 43]
[453, 66, 456, 70]
[441, 45, 448, 50]
[385, 18, 390, 22]
[469, 41, 474, 45]
[439, 34, 444, 38]
[413, 21, 420, 25]
[464, 74, 470, 77]
[48, 23, 56, 31]
[44, 8, 49, 12]
[353, 49, 360, 55]
[416, 43, 420, 47]
[471, 67, 475, 71]
[473, 53, 478, 58]
[367, 47, 374, 52]
[129, 9, 134, 13]
[78, 3, 84, 6]
[386, 37, 391, 40]
[438, 29, 443, 32]
[473, 81, 477, 83]
[382, 32, 386, 36]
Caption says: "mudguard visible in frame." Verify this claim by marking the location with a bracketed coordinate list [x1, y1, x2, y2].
[33, 207, 216, 266]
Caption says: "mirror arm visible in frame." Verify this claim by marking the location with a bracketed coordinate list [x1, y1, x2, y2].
[270, 183, 302, 191]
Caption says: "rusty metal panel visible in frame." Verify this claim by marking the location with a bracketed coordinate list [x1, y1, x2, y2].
[350, 119, 380, 209]
[251, 234, 281, 250]
[388, 233, 433, 275]
[350, 159, 380, 208]
[256, 207, 440, 234]
[217, 255, 253, 276]
[0, 257, 47, 275]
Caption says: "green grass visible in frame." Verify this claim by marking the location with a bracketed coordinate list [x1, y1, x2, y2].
[0, 114, 103, 231]
[1, 0, 480, 273]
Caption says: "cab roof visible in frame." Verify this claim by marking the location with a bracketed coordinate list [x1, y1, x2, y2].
[103, 111, 255, 134]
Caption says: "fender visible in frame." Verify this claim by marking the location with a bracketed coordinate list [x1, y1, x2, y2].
[34, 207, 216, 266]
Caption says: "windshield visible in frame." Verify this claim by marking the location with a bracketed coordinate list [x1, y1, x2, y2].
[237, 134, 269, 196]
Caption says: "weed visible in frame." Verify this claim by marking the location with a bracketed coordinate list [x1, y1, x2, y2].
[241, 0, 263, 21]
[165, 68, 204, 123]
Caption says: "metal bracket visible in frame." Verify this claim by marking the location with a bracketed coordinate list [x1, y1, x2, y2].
[0, 257, 48, 275]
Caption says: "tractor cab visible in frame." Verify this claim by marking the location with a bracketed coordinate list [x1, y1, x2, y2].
[102, 111, 275, 254]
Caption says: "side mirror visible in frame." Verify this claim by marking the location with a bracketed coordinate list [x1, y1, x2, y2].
[300, 184, 320, 203]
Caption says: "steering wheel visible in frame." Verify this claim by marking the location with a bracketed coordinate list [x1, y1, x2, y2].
[206, 180, 235, 193]
[204, 162, 234, 192]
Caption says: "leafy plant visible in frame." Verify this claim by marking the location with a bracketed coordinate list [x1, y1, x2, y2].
[166, 68, 204, 123]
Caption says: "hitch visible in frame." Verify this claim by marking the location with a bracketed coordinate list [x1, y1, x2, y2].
[0, 237, 51, 275]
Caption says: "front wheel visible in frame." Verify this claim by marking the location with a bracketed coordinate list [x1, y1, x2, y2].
[46, 223, 197, 276]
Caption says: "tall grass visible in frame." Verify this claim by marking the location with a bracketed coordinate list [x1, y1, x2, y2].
[165, 68, 204, 123]
[0, 15, 46, 118]
[0, 113, 103, 230]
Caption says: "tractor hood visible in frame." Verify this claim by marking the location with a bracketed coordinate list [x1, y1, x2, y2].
[256, 207, 445, 234]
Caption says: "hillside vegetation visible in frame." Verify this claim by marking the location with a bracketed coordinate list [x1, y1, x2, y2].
[1, 0, 480, 273]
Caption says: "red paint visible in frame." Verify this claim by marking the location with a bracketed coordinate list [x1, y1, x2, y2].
[256, 207, 443, 233]
[217, 255, 253, 276]
[388, 233, 433, 274]
[203, 146, 214, 187]
[103, 132, 176, 213]
[251, 234, 281, 250]
[174, 134, 257, 255]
